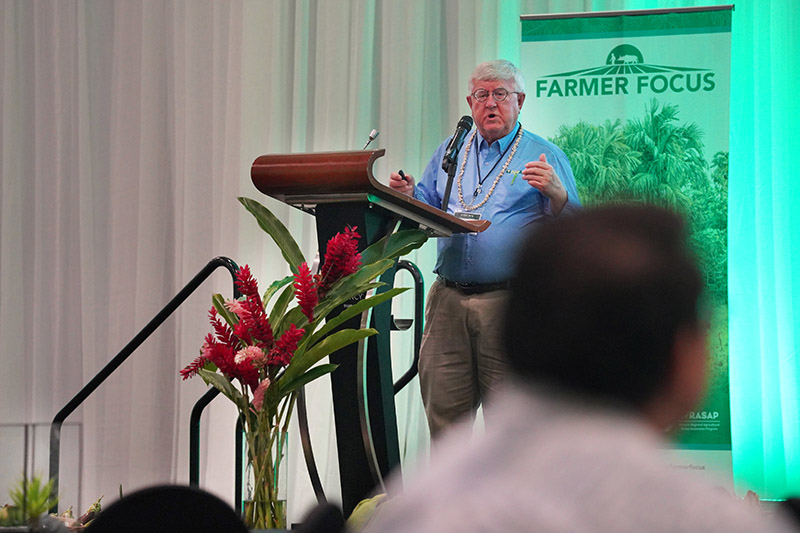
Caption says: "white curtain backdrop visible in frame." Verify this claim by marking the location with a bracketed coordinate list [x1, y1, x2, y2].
[0, 0, 556, 522]
[6, 0, 791, 524]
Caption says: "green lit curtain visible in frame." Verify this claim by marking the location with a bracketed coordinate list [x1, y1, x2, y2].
[727, 0, 800, 500]
[523, 0, 800, 499]
[596, 0, 800, 500]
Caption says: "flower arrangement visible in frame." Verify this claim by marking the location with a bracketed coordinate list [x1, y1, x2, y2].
[180, 197, 427, 529]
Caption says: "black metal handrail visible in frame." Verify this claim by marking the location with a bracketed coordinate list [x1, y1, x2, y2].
[353, 258, 425, 493]
[189, 387, 221, 485]
[392, 260, 424, 394]
[49, 256, 239, 508]
[188, 390, 247, 514]
[235, 416, 244, 512]
[297, 387, 327, 503]
[293, 259, 426, 505]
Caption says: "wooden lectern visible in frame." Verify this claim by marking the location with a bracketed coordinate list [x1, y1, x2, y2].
[251, 149, 488, 515]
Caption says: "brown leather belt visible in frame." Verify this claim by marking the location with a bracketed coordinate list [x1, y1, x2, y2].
[438, 276, 510, 295]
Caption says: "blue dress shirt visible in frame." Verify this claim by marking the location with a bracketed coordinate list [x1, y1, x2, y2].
[414, 122, 581, 284]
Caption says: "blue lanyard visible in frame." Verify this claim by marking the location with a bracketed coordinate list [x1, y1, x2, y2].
[473, 127, 518, 198]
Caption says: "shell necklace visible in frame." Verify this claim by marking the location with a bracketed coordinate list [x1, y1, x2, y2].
[457, 125, 523, 211]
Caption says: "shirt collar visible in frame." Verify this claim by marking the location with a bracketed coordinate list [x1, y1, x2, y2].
[476, 122, 521, 152]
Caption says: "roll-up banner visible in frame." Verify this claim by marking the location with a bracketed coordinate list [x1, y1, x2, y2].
[520, 6, 733, 485]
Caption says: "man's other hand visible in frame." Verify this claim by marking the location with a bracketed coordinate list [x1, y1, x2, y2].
[522, 154, 567, 214]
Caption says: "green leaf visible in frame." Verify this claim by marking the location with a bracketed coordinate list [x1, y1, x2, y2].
[361, 229, 428, 266]
[360, 235, 391, 266]
[312, 281, 384, 324]
[278, 363, 338, 397]
[311, 287, 408, 344]
[239, 197, 305, 273]
[322, 260, 394, 302]
[212, 293, 239, 326]
[264, 275, 294, 307]
[275, 305, 309, 338]
[269, 283, 297, 331]
[198, 369, 247, 410]
[9, 474, 57, 524]
[283, 328, 377, 382]
[310, 259, 395, 321]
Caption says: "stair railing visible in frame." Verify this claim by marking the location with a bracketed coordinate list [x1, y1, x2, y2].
[48, 256, 240, 509]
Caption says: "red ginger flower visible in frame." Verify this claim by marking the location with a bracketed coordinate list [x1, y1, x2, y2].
[235, 352, 261, 390]
[318, 226, 361, 296]
[180, 354, 209, 380]
[229, 265, 274, 348]
[180, 264, 310, 389]
[294, 262, 318, 322]
[201, 333, 239, 379]
[268, 324, 305, 367]
[235, 265, 260, 300]
[181, 303, 267, 391]
[181, 309, 238, 380]
[210, 307, 238, 350]
[232, 296, 274, 348]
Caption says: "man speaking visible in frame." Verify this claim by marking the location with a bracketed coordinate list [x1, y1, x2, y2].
[389, 59, 581, 438]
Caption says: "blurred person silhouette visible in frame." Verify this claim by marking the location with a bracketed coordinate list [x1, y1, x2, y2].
[364, 204, 797, 532]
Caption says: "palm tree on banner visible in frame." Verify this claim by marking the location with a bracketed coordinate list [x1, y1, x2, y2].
[624, 99, 707, 211]
[687, 150, 728, 302]
[550, 119, 640, 206]
[709, 150, 728, 200]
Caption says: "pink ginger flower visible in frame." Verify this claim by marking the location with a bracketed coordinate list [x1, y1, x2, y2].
[225, 299, 246, 317]
[252, 378, 271, 411]
[234, 345, 265, 366]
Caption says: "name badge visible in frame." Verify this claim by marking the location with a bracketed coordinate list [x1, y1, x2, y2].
[454, 211, 482, 220]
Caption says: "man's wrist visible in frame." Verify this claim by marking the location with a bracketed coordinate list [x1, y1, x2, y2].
[551, 189, 568, 215]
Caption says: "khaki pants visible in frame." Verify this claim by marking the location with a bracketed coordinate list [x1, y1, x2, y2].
[418, 279, 509, 438]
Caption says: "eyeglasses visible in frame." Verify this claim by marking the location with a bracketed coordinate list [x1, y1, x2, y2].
[470, 88, 520, 102]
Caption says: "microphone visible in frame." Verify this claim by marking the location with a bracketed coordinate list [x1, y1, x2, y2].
[440, 115, 473, 210]
[441, 116, 473, 173]
[362, 129, 379, 150]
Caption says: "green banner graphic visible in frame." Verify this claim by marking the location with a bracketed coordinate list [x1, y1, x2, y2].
[520, 8, 732, 451]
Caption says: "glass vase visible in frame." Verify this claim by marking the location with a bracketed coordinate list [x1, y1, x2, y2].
[243, 429, 288, 530]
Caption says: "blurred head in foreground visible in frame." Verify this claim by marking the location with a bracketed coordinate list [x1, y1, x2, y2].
[363, 205, 799, 533]
[504, 203, 707, 429]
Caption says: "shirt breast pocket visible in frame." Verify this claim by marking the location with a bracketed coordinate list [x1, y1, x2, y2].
[493, 176, 544, 216]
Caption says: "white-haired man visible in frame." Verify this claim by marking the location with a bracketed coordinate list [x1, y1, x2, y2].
[388, 59, 581, 438]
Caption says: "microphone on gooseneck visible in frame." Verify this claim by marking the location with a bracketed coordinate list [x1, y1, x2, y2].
[440, 115, 473, 210]
[441, 115, 473, 173]
[362, 129, 379, 150]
